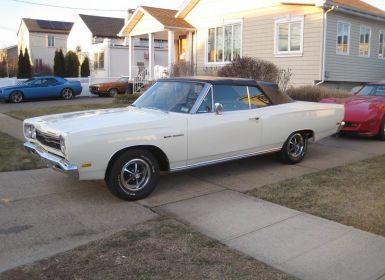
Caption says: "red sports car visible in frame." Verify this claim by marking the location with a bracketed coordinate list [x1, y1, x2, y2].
[320, 83, 385, 140]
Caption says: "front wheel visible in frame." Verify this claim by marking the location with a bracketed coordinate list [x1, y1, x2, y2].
[106, 149, 159, 201]
[280, 132, 308, 164]
[379, 116, 385, 141]
[9, 91, 23, 103]
[108, 88, 118, 97]
[61, 88, 73, 100]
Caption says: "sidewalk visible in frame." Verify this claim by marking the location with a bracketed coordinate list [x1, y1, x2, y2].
[0, 113, 24, 141]
[155, 190, 385, 280]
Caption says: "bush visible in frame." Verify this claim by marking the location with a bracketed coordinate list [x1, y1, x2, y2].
[286, 85, 351, 102]
[217, 57, 292, 91]
[114, 93, 141, 104]
[64, 51, 80, 77]
[170, 61, 193, 77]
[23, 48, 32, 78]
[32, 63, 53, 76]
[80, 57, 90, 77]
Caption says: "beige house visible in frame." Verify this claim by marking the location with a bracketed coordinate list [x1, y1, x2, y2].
[119, 0, 385, 89]
[17, 18, 73, 68]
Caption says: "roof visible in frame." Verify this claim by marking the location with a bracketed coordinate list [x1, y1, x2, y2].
[22, 18, 73, 34]
[327, 0, 385, 16]
[79, 14, 125, 38]
[140, 6, 194, 29]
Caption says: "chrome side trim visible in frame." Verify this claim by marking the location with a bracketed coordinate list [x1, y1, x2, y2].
[24, 142, 79, 178]
[170, 147, 282, 172]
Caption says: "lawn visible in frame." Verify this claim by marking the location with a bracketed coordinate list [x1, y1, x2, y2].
[0, 218, 295, 280]
[247, 155, 385, 237]
[0, 131, 45, 171]
[5, 103, 127, 121]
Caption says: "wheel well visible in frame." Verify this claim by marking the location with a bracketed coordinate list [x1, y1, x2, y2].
[9, 90, 24, 100]
[298, 129, 314, 140]
[104, 145, 170, 181]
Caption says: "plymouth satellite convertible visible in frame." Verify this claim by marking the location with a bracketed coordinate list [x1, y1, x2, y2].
[23, 77, 344, 200]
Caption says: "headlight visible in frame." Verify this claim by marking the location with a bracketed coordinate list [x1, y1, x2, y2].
[24, 124, 36, 139]
[60, 136, 66, 154]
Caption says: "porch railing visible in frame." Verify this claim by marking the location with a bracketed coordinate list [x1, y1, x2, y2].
[133, 68, 149, 93]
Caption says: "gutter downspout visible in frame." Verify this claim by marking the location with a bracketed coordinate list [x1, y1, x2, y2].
[316, 5, 335, 86]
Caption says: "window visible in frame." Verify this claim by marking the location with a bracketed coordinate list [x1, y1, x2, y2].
[207, 22, 242, 63]
[379, 30, 385, 58]
[93, 52, 104, 70]
[336, 22, 350, 55]
[47, 35, 55, 47]
[249, 87, 271, 108]
[359, 26, 371, 57]
[275, 16, 304, 55]
[212, 85, 249, 112]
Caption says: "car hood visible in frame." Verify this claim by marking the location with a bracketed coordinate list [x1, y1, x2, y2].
[25, 106, 173, 135]
[321, 96, 385, 121]
[0, 84, 27, 91]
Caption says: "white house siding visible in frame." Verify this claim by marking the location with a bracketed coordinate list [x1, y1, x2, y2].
[325, 11, 385, 84]
[67, 16, 93, 53]
[184, 0, 324, 86]
[29, 33, 68, 68]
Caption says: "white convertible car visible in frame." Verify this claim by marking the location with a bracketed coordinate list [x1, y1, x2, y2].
[23, 77, 344, 200]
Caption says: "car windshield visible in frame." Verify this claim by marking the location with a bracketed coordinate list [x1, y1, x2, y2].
[134, 81, 205, 113]
[357, 85, 385, 96]
[23, 79, 35, 85]
[117, 77, 129, 83]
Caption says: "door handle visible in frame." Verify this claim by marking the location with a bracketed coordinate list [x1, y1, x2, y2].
[249, 117, 260, 121]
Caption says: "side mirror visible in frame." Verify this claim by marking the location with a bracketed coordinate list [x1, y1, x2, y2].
[214, 103, 223, 115]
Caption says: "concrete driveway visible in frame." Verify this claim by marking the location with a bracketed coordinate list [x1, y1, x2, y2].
[0, 135, 385, 276]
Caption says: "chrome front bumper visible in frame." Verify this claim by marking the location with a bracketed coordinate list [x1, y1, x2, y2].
[24, 142, 79, 178]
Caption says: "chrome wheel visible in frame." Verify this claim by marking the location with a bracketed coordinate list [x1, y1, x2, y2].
[120, 159, 151, 192]
[61, 88, 73, 100]
[10, 91, 23, 103]
[288, 133, 305, 158]
[108, 88, 118, 97]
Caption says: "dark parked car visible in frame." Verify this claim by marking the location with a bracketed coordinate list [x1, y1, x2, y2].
[0, 76, 82, 103]
[89, 76, 132, 97]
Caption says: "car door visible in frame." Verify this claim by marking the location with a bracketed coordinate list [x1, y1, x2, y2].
[25, 78, 49, 99]
[44, 77, 62, 97]
[187, 84, 263, 166]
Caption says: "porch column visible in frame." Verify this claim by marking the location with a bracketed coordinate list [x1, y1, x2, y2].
[186, 31, 193, 64]
[167, 31, 175, 70]
[128, 36, 134, 80]
[148, 33, 155, 80]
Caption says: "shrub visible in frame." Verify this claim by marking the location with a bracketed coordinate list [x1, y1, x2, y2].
[23, 48, 32, 78]
[286, 85, 351, 102]
[54, 49, 66, 77]
[64, 51, 80, 77]
[170, 61, 193, 77]
[17, 50, 25, 78]
[32, 63, 53, 76]
[0, 58, 7, 77]
[114, 93, 141, 104]
[80, 57, 90, 77]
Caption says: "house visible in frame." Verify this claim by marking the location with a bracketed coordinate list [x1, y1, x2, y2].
[67, 14, 168, 78]
[17, 18, 73, 69]
[118, 0, 385, 89]
[0, 45, 18, 76]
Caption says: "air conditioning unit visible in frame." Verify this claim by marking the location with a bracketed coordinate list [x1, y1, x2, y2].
[144, 51, 149, 60]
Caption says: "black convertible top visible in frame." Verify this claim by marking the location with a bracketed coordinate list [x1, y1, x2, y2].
[159, 76, 293, 105]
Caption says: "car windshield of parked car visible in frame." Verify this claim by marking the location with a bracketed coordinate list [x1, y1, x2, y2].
[117, 77, 129, 83]
[134, 81, 204, 113]
[23, 79, 35, 85]
[357, 85, 385, 96]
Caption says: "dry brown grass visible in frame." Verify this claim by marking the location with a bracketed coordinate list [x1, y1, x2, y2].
[247, 155, 385, 237]
[0, 132, 45, 171]
[0, 218, 295, 280]
[287, 85, 351, 102]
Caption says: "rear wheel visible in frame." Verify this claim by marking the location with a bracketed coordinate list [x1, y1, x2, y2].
[61, 88, 73, 100]
[106, 149, 159, 201]
[108, 88, 118, 97]
[379, 116, 385, 141]
[9, 91, 23, 103]
[280, 132, 308, 164]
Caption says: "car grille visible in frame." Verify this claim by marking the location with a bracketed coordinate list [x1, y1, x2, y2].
[36, 130, 61, 150]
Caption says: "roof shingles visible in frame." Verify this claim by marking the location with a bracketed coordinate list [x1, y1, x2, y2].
[328, 0, 385, 16]
[140, 6, 195, 29]
[79, 14, 125, 38]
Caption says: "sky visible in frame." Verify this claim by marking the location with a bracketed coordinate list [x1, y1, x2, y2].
[1, 0, 385, 48]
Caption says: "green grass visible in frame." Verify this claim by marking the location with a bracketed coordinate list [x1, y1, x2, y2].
[0, 218, 295, 280]
[5, 103, 126, 121]
[0, 131, 45, 171]
[247, 155, 385, 237]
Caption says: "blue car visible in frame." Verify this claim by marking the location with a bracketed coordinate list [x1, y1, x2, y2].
[0, 76, 82, 103]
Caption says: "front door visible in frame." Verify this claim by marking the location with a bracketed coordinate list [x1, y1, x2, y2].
[178, 36, 187, 62]
[187, 85, 263, 166]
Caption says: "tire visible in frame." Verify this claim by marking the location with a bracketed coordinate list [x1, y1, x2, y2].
[108, 88, 118, 97]
[379, 116, 385, 141]
[9, 91, 23, 103]
[106, 149, 159, 201]
[280, 132, 308, 164]
[61, 88, 73, 100]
